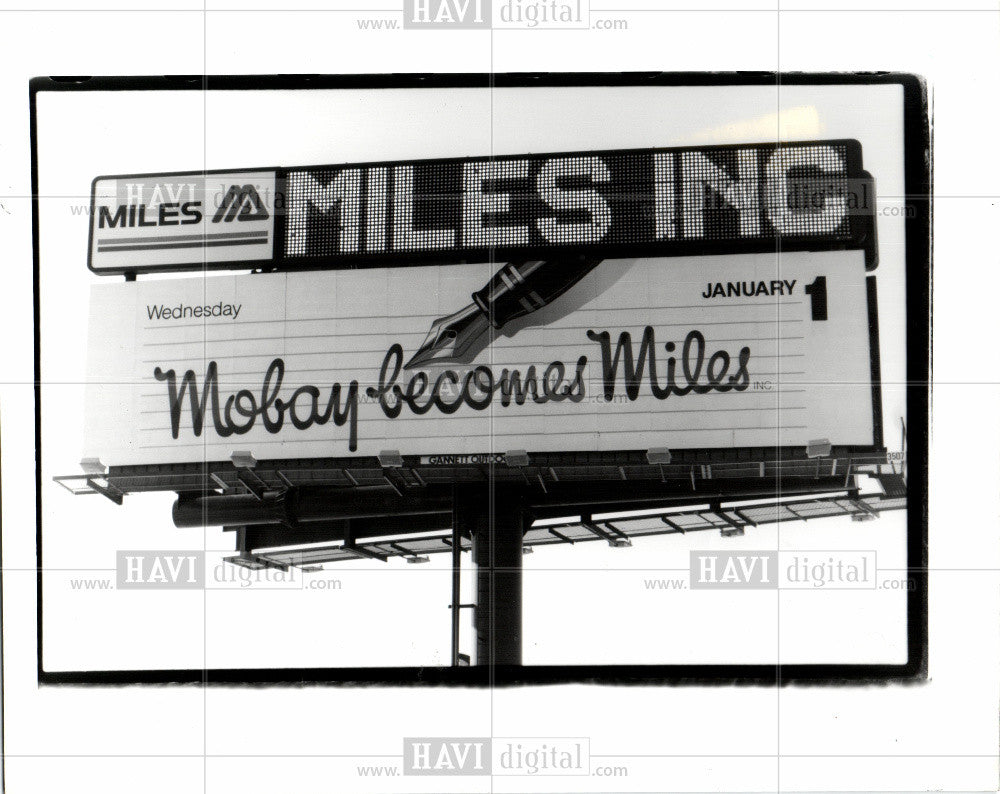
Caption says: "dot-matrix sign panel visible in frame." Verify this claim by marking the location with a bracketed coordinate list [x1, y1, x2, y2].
[88, 141, 869, 274]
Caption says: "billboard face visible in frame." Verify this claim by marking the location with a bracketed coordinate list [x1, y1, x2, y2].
[83, 248, 875, 466]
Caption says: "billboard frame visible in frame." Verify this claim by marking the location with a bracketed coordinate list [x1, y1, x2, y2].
[29, 71, 929, 687]
[77, 262, 886, 472]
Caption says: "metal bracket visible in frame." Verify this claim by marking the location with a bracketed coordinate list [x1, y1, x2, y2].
[80, 457, 107, 476]
[378, 449, 404, 467]
[85, 477, 124, 505]
[52, 474, 104, 496]
[378, 452, 409, 495]
[580, 520, 613, 542]
[343, 522, 388, 561]
[851, 499, 880, 519]
[230, 451, 257, 469]
[661, 515, 686, 533]
[547, 527, 575, 544]
[235, 468, 270, 501]
[389, 542, 430, 563]
[344, 544, 389, 562]
[210, 472, 232, 494]
[582, 519, 632, 547]
[646, 447, 672, 465]
[224, 553, 289, 572]
[806, 439, 833, 459]
[504, 450, 530, 467]
[716, 511, 746, 537]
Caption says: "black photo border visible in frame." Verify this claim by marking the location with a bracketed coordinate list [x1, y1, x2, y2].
[27, 72, 930, 687]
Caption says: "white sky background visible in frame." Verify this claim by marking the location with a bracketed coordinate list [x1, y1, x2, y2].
[34, 83, 909, 671]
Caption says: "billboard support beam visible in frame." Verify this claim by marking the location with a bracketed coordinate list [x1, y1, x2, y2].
[171, 485, 452, 528]
[451, 490, 465, 667]
[85, 477, 123, 505]
[342, 520, 388, 562]
[236, 514, 454, 551]
[471, 491, 524, 668]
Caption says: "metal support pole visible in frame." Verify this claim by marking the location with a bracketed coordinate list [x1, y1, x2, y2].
[450, 490, 463, 667]
[472, 492, 524, 667]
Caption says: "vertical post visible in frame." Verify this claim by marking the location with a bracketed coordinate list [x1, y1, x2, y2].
[450, 490, 462, 667]
[472, 492, 524, 667]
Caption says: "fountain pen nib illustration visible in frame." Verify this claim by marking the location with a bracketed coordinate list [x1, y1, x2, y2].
[406, 258, 606, 369]
[405, 302, 492, 369]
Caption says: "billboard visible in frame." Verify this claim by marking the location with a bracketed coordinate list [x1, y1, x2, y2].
[33, 74, 925, 687]
[83, 247, 877, 466]
[83, 137, 880, 468]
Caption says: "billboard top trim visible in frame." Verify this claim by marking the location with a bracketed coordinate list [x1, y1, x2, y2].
[90, 139, 865, 183]
[88, 138, 877, 276]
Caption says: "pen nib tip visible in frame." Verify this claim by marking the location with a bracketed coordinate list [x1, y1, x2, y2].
[404, 304, 490, 369]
